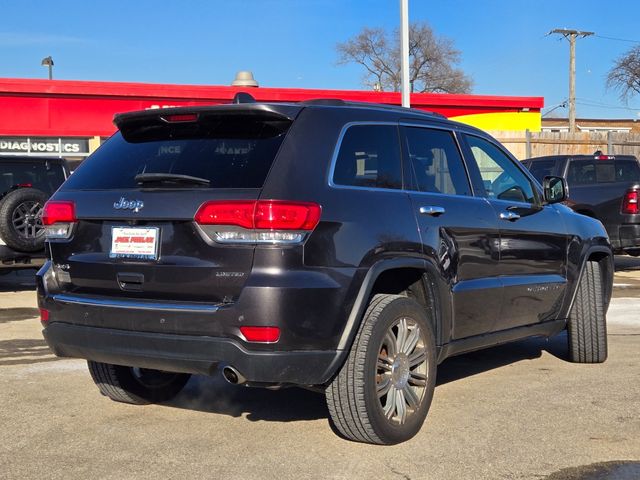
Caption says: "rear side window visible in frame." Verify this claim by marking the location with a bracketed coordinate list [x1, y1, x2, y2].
[527, 160, 556, 183]
[332, 125, 402, 189]
[0, 162, 66, 195]
[62, 115, 290, 190]
[566, 159, 640, 185]
[403, 127, 470, 195]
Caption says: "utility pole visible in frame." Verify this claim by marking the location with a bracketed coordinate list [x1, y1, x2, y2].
[549, 29, 594, 132]
[399, 0, 410, 107]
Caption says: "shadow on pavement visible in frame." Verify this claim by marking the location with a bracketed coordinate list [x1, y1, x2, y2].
[168, 375, 328, 422]
[0, 338, 60, 366]
[436, 332, 569, 386]
[0, 307, 40, 324]
[168, 332, 571, 423]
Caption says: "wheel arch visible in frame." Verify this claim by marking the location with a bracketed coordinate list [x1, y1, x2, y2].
[566, 246, 613, 316]
[327, 257, 450, 381]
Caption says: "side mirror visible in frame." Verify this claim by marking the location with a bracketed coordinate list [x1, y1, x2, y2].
[543, 176, 568, 204]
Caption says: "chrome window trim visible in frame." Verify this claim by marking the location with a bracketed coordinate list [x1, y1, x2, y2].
[327, 120, 477, 200]
[399, 122, 476, 197]
[327, 121, 403, 193]
[461, 131, 544, 204]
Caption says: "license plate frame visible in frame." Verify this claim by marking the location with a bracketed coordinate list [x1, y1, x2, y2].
[110, 226, 160, 261]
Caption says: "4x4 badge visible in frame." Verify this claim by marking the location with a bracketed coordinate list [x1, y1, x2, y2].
[113, 197, 144, 213]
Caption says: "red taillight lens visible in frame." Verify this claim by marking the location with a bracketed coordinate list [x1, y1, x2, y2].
[42, 201, 76, 225]
[254, 201, 321, 230]
[194, 201, 255, 229]
[240, 326, 280, 343]
[39, 308, 49, 323]
[622, 190, 639, 214]
[195, 200, 321, 231]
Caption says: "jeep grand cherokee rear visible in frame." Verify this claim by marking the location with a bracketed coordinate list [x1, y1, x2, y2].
[39, 101, 612, 445]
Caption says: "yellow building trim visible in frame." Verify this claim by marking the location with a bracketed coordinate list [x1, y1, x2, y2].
[450, 111, 541, 132]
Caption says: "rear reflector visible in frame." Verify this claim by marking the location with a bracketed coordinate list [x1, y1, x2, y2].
[240, 326, 280, 343]
[39, 308, 49, 323]
[195, 200, 321, 244]
[622, 190, 639, 214]
[42, 201, 76, 239]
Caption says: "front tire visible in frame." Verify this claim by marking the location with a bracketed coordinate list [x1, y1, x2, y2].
[87, 361, 191, 405]
[326, 294, 437, 444]
[567, 261, 608, 363]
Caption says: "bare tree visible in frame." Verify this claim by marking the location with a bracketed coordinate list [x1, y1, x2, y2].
[337, 22, 472, 94]
[607, 46, 640, 101]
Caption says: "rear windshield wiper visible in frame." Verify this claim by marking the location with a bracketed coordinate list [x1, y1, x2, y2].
[134, 173, 210, 186]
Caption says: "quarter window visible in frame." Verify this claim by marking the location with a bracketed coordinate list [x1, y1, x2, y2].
[333, 125, 402, 189]
[465, 135, 536, 204]
[403, 127, 470, 196]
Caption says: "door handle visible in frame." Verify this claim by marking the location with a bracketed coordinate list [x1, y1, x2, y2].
[499, 211, 520, 221]
[419, 206, 445, 216]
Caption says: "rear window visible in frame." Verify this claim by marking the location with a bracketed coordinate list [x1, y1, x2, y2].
[0, 161, 66, 195]
[527, 159, 556, 183]
[62, 115, 290, 190]
[566, 159, 640, 185]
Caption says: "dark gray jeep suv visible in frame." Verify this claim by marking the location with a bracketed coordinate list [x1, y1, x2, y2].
[38, 99, 613, 444]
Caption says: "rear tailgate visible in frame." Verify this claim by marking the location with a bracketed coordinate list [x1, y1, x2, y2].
[46, 105, 298, 303]
[565, 156, 640, 244]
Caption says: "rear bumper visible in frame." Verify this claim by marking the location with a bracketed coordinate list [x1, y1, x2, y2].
[37, 260, 351, 385]
[617, 224, 640, 252]
[42, 322, 340, 385]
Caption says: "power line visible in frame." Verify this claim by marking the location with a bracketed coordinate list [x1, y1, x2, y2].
[594, 34, 640, 44]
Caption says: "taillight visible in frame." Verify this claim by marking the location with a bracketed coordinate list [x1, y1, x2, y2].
[622, 190, 639, 214]
[240, 326, 280, 343]
[195, 200, 321, 244]
[42, 201, 76, 239]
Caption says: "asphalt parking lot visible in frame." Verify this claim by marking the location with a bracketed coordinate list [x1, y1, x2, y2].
[1, 262, 639, 480]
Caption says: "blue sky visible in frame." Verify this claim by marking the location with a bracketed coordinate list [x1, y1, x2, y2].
[1, 0, 639, 118]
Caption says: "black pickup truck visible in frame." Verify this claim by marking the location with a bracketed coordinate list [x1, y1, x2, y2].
[524, 153, 640, 255]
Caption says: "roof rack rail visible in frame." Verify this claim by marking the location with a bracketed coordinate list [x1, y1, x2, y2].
[232, 92, 256, 104]
[299, 98, 445, 119]
[300, 99, 347, 106]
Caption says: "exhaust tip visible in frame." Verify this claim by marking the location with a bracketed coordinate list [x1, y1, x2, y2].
[222, 366, 246, 385]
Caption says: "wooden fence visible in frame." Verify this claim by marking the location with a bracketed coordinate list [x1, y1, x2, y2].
[487, 131, 640, 160]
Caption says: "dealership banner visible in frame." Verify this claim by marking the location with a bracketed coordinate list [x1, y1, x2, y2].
[0, 137, 89, 156]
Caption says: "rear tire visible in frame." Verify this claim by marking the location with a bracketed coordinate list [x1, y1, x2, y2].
[326, 294, 437, 445]
[87, 361, 191, 405]
[567, 261, 608, 363]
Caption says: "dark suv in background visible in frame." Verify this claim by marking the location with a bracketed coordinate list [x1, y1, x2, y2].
[524, 153, 640, 255]
[38, 99, 612, 444]
[0, 156, 69, 269]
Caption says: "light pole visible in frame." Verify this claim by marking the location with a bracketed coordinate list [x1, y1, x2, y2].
[41, 56, 54, 80]
[399, 0, 410, 107]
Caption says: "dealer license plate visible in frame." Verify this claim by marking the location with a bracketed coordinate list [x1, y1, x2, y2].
[110, 227, 159, 260]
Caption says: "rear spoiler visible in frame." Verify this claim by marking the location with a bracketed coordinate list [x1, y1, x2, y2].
[113, 102, 302, 131]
